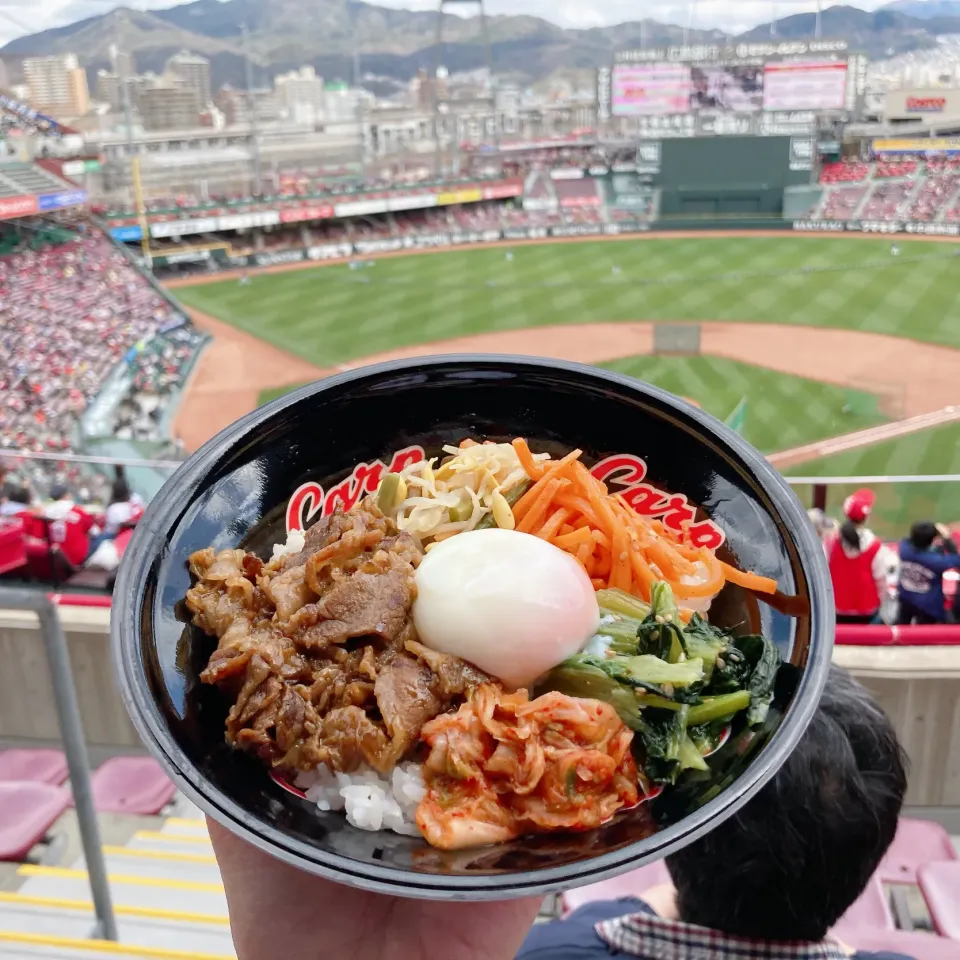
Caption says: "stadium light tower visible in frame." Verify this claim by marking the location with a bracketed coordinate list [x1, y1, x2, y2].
[434, 0, 498, 175]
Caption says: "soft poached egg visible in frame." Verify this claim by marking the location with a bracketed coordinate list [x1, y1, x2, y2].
[413, 528, 600, 689]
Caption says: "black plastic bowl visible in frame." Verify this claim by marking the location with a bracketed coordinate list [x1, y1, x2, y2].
[112, 355, 833, 900]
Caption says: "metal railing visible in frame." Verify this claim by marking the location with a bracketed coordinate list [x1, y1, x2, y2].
[0, 589, 117, 941]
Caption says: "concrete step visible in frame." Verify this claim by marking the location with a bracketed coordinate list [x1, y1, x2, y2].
[16, 866, 227, 915]
[126, 832, 213, 856]
[0, 909, 228, 949]
[76, 848, 223, 884]
[158, 818, 209, 838]
[0, 902, 94, 939]
[0, 931, 233, 960]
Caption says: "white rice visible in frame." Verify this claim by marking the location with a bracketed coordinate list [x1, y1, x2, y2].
[271, 527, 306, 562]
[294, 762, 426, 837]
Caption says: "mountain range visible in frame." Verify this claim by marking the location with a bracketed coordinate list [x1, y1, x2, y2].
[2, 1, 960, 93]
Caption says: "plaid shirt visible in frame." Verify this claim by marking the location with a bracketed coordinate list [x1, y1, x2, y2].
[516, 899, 910, 960]
[596, 911, 851, 960]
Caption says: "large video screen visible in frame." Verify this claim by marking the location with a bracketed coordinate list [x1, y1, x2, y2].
[610, 59, 848, 116]
[611, 63, 691, 116]
[689, 66, 764, 112]
[762, 61, 848, 111]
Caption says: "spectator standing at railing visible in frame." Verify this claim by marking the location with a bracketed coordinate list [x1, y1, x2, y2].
[825, 489, 891, 624]
[897, 521, 960, 625]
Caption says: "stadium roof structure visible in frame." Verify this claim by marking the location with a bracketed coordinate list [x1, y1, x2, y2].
[0, 163, 73, 199]
[0, 161, 85, 220]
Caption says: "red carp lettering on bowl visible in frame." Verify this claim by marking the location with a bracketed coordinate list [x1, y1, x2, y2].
[286, 445, 425, 531]
[285, 447, 724, 549]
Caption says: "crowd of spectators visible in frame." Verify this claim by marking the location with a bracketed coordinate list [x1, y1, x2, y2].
[816, 156, 960, 222]
[812, 489, 960, 626]
[0, 233, 203, 501]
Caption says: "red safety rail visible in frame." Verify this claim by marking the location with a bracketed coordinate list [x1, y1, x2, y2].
[47, 593, 111, 608]
[836, 624, 960, 646]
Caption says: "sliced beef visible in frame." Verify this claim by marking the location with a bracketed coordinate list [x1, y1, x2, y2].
[262, 563, 314, 622]
[404, 639, 490, 698]
[293, 568, 414, 649]
[375, 654, 443, 757]
[191, 496, 484, 777]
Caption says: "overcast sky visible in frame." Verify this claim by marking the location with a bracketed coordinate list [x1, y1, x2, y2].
[0, 0, 902, 45]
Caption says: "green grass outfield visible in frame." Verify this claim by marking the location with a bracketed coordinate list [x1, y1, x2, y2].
[175, 236, 960, 366]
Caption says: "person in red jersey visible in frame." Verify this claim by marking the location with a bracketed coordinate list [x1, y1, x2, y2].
[826, 488, 891, 624]
[42, 483, 95, 569]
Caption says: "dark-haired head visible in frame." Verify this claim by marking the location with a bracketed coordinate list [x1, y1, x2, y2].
[909, 521, 938, 551]
[110, 478, 131, 506]
[50, 484, 69, 502]
[666, 665, 907, 942]
[3, 483, 30, 505]
[839, 519, 861, 552]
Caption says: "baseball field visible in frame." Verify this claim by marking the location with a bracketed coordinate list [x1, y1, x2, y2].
[169, 233, 960, 538]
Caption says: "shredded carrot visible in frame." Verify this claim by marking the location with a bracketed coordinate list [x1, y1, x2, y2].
[506, 438, 776, 608]
[671, 548, 725, 600]
[513, 449, 582, 522]
[516, 477, 570, 534]
[511, 437, 546, 482]
[536, 507, 572, 543]
[720, 561, 778, 596]
[553, 527, 594, 550]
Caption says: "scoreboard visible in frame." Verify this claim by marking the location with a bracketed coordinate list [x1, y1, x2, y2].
[600, 39, 867, 135]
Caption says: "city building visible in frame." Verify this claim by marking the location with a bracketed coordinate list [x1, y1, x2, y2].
[139, 85, 201, 132]
[275, 66, 325, 126]
[111, 48, 136, 82]
[95, 71, 122, 111]
[165, 51, 212, 107]
[24, 54, 90, 118]
[215, 86, 283, 126]
[324, 80, 372, 123]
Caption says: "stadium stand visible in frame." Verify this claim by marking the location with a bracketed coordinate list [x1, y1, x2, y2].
[0, 234, 202, 510]
[815, 157, 960, 222]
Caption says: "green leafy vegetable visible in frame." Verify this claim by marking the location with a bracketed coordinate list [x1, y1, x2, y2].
[678, 734, 709, 772]
[686, 691, 751, 727]
[639, 705, 689, 784]
[688, 719, 730, 756]
[602, 655, 704, 690]
[683, 615, 729, 680]
[735, 633, 781, 727]
[636, 582, 687, 663]
[597, 588, 651, 621]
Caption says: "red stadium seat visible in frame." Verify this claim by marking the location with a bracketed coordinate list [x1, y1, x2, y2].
[918, 862, 960, 940]
[878, 818, 958, 885]
[0, 749, 68, 785]
[0, 781, 70, 861]
[89, 757, 176, 815]
[0, 517, 27, 575]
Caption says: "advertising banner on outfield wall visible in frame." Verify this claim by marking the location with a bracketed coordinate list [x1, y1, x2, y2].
[793, 218, 960, 236]
[110, 224, 144, 242]
[151, 217, 219, 239]
[873, 138, 960, 155]
[0, 194, 38, 220]
[280, 204, 336, 223]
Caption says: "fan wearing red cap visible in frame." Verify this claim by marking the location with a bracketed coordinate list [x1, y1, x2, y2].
[826, 489, 891, 624]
